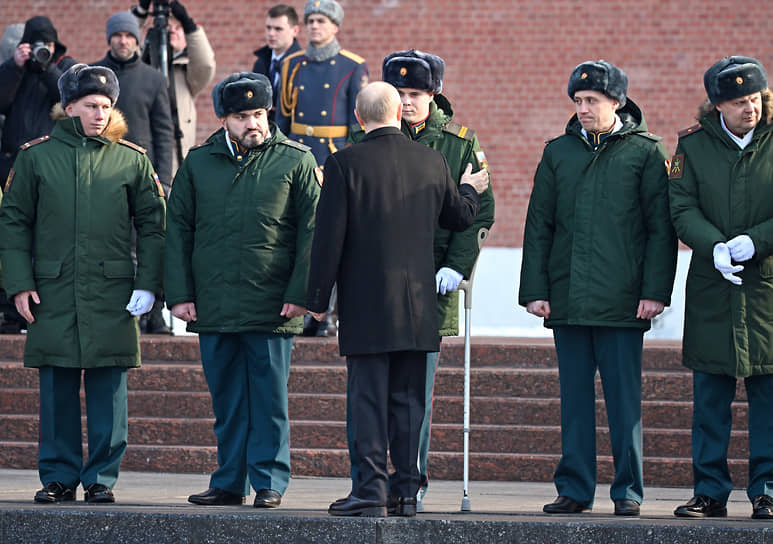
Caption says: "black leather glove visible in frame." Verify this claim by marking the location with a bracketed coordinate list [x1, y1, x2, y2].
[171, 1, 197, 33]
[132, 0, 152, 18]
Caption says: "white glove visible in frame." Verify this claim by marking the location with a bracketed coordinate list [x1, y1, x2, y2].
[713, 243, 744, 285]
[435, 267, 464, 295]
[126, 289, 155, 316]
[726, 234, 755, 262]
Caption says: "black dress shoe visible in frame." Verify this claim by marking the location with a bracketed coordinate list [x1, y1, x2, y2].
[328, 495, 386, 517]
[188, 487, 245, 506]
[614, 499, 640, 516]
[674, 494, 727, 518]
[84, 483, 115, 503]
[34, 482, 75, 503]
[543, 496, 589, 514]
[254, 488, 282, 508]
[387, 495, 417, 517]
[752, 494, 773, 519]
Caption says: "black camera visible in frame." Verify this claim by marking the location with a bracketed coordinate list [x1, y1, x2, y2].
[30, 41, 52, 67]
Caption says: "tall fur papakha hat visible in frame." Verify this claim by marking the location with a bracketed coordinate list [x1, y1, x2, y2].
[704, 56, 768, 105]
[567, 60, 628, 107]
[303, 0, 344, 26]
[58, 63, 120, 106]
[212, 72, 272, 118]
[382, 49, 445, 94]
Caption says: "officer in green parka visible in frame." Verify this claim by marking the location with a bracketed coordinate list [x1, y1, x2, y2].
[165, 72, 320, 508]
[0, 63, 166, 504]
[347, 49, 495, 511]
[519, 60, 677, 517]
[670, 56, 773, 520]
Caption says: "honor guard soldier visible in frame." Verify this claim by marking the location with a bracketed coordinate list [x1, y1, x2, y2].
[165, 72, 320, 508]
[348, 49, 495, 512]
[670, 57, 773, 520]
[520, 60, 677, 517]
[0, 63, 166, 504]
[277, 0, 368, 166]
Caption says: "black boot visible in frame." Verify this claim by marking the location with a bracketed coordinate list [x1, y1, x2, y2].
[143, 298, 172, 334]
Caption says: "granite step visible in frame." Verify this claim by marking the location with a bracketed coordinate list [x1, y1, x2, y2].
[0, 388, 751, 430]
[1, 361, 745, 402]
[0, 414, 752, 459]
[0, 440, 749, 487]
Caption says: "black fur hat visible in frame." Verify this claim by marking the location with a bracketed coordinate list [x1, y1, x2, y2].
[567, 60, 628, 107]
[58, 63, 119, 106]
[704, 56, 768, 105]
[212, 72, 273, 118]
[382, 49, 445, 94]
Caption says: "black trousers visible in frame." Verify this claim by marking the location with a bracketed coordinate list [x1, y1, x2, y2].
[347, 351, 426, 502]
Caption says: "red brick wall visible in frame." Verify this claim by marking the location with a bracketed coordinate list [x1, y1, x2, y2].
[3, 1, 773, 247]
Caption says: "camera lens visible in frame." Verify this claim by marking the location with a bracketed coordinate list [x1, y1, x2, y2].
[32, 42, 52, 65]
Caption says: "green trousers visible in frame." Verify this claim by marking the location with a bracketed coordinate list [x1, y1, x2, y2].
[38, 366, 128, 490]
[692, 370, 773, 503]
[552, 325, 644, 507]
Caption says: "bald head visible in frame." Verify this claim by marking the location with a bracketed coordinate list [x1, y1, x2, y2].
[355, 82, 402, 132]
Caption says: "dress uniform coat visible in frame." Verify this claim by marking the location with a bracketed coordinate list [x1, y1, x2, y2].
[669, 99, 773, 504]
[165, 123, 319, 497]
[277, 47, 368, 165]
[306, 125, 481, 503]
[519, 98, 677, 509]
[0, 105, 165, 494]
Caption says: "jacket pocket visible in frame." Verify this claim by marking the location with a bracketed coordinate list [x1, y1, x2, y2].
[102, 260, 135, 278]
[33, 260, 62, 279]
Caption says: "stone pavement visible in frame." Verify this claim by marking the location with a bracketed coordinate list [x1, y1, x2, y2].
[2, 469, 773, 543]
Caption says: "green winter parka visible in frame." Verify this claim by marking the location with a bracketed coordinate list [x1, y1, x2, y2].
[519, 98, 677, 329]
[0, 108, 166, 368]
[164, 125, 320, 334]
[349, 94, 495, 336]
[669, 100, 773, 378]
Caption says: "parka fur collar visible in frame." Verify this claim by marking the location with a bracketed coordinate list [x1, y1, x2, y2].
[50, 102, 128, 142]
[697, 88, 773, 126]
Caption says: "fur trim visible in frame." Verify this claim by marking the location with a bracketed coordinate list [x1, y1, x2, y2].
[696, 88, 773, 125]
[50, 102, 128, 141]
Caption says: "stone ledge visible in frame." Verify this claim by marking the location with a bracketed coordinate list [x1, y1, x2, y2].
[0, 509, 769, 544]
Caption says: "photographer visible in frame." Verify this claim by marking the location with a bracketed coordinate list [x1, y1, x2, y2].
[132, 0, 215, 174]
[0, 16, 75, 335]
[0, 16, 75, 185]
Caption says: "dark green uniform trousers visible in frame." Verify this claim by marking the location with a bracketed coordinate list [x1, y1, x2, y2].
[692, 370, 773, 503]
[552, 326, 644, 508]
[199, 332, 293, 496]
[38, 366, 128, 491]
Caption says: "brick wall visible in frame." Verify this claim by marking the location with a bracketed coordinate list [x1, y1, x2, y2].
[3, 1, 772, 247]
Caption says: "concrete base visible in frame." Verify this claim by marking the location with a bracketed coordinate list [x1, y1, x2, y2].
[1, 470, 771, 543]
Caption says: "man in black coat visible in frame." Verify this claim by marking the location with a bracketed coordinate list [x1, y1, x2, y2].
[252, 4, 301, 117]
[306, 82, 490, 517]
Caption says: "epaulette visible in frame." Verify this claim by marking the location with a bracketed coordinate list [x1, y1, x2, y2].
[678, 124, 702, 138]
[19, 135, 49, 150]
[280, 139, 311, 152]
[188, 140, 214, 152]
[118, 139, 147, 154]
[339, 49, 366, 64]
[284, 50, 306, 64]
[634, 131, 662, 142]
[442, 121, 475, 141]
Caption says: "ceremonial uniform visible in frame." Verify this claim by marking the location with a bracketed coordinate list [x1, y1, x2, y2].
[670, 56, 773, 519]
[0, 64, 165, 503]
[277, 46, 368, 165]
[520, 60, 677, 515]
[167, 73, 319, 507]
